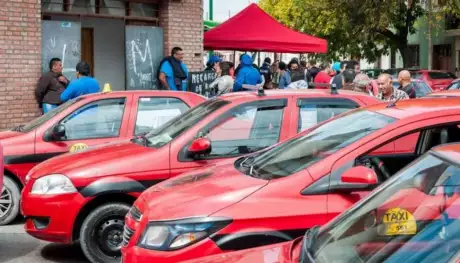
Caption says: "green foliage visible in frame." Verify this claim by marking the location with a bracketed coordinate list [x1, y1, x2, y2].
[260, 0, 458, 66]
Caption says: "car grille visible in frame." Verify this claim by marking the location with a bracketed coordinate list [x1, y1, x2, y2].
[122, 225, 135, 247]
[129, 205, 142, 221]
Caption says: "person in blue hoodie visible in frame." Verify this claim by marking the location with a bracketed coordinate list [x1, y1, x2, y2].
[233, 54, 262, 92]
[60, 61, 100, 102]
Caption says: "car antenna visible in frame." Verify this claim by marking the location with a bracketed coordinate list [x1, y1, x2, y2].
[330, 83, 338, 95]
[386, 96, 402, 108]
[257, 85, 266, 96]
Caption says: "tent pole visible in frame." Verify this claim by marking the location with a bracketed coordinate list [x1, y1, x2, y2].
[233, 51, 236, 64]
[258, 52, 260, 66]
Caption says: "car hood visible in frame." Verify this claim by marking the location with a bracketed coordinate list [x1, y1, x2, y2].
[182, 238, 301, 263]
[139, 164, 268, 220]
[29, 141, 156, 181]
[0, 130, 23, 140]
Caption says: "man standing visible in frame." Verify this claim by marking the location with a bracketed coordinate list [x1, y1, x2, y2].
[60, 61, 100, 102]
[259, 57, 272, 89]
[35, 58, 69, 113]
[158, 47, 189, 91]
[330, 62, 346, 89]
[313, 63, 332, 88]
[233, 54, 262, 91]
[398, 70, 416, 99]
[377, 73, 409, 102]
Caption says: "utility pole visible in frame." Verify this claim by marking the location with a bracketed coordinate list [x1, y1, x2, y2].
[208, 0, 214, 58]
[427, 0, 433, 70]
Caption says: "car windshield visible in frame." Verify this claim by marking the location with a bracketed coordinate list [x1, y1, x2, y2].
[413, 81, 432, 97]
[309, 153, 460, 263]
[144, 98, 230, 148]
[18, 98, 80, 133]
[243, 110, 396, 179]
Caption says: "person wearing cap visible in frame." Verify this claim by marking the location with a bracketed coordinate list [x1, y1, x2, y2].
[330, 61, 346, 89]
[60, 61, 100, 102]
[205, 55, 223, 71]
[352, 73, 377, 96]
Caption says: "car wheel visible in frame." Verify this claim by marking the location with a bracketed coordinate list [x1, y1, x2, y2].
[80, 203, 130, 263]
[0, 176, 21, 226]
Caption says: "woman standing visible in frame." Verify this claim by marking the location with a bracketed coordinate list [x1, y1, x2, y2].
[210, 61, 234, 96]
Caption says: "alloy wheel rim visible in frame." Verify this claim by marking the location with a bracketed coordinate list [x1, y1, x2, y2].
[0, 186, 12, 218]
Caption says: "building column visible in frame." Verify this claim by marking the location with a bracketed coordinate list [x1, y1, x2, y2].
[159, 0, 203, 71]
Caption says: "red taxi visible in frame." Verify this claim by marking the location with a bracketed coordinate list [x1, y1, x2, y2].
[0, 90, 205, 225]
[183, 142, 460, 263]
[21, 89, 379, 263]
[123, 97, 460, 262]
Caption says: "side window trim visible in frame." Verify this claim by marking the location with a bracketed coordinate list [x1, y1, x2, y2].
[133, 96, 189, 136]
[178, 99, 288, 162]
[57, 97, 127, 141]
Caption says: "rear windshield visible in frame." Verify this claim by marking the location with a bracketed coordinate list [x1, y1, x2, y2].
[429, 72, 455, 80]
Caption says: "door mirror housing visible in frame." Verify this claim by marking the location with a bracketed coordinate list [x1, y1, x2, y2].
[341, 166, 378, 185]
[187, 137, 211, 158]
[45, 124, 66, 141]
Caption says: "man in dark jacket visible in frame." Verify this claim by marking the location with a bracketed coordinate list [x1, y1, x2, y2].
[398, 70, 416, 99]
[157, 47, 189, 91]
[306, 60, 320, 83]
[259, 57, 272, 88]
[35, 57, 69, 114]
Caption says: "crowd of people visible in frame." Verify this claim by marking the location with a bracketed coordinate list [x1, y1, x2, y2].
[206, 54, 417, 103]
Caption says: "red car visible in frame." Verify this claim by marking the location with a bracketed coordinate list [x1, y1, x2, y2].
[122, 97, 460, 262]
[0, 90, 205, 225]
[21, 89, 379, 263]
[413, 70, 457, 91]
[183, 142, 460, 263]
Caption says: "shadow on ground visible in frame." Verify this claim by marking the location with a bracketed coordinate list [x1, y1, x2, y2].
[41, 242, 88, 263]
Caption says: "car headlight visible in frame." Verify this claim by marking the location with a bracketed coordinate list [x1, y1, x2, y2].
[31, 174, 77, 195]
[138, 217, 232, 251]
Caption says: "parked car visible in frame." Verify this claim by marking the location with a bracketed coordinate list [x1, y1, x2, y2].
[411, 70, 457, 91]
[0, 90, 205, 225]
[21, 89, 380, 263]
[122, 97, 460, 262]
[182, 142, 460, 263]
[446, 78, 460, 90]
[391, 79, 433, 97]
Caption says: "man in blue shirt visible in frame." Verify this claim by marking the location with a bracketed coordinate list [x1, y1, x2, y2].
[233, 54, 262, 92]
[61, 61, 100, 102]
[158, 47, 189, 91]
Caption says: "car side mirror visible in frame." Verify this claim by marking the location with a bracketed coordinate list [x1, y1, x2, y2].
[187, 137, 211, 158]
[341, 166, 378, 185]
[47, 124, 66, 141]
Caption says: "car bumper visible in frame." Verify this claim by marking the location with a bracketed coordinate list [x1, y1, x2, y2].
[21, 192, 86, 244]
[121, 238, 223, 263]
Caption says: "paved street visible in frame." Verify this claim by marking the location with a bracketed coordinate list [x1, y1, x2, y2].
[0, 218, 88, 263]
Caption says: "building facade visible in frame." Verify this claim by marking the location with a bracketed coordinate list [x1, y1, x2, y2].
[0, 0, 203, 129]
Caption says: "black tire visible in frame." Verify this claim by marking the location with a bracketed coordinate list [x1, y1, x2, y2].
[0, 176, 21, 226]
[80, 203, 130, 263]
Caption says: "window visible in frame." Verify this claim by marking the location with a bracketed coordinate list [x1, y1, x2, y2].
[134, 97, 189, 136]
[60, 98, 126, 140]
[203, 100, 285, 158]
[407, 45, 420, 68]
[448, 81, 460, 90]
[412, 81, 432, 97]
[297, 98, 359, 132]
[428, 71, 455, 80]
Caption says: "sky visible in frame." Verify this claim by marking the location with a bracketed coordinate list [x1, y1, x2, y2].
[202, 0, 259, 22]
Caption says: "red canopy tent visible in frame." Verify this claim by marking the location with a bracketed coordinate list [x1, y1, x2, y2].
[204, 3, 328, 54]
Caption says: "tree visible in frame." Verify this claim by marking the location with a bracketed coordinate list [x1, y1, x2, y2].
[260, 0, 459, 67]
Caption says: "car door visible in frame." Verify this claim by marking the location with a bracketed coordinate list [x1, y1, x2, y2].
[127, 95, 191, 137]
[169, 99, 291, 177]
[35, 95, 132, 155]
[325, 114, 460, 221]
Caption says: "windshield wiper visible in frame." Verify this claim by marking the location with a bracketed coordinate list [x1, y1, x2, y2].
[299, 226, 320, 263]
[11, 124, 25, 132]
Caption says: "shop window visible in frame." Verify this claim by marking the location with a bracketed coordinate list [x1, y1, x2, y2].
[130, 3, 159, 18]
[41, 0, 64, 12]
[100, 0, 125, 16]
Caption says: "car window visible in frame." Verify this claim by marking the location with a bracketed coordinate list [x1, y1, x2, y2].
[297, 98, 359, 132]
[203, 100, 285, 158]
[60, 98, 126, 140]
[413, 81, 432, 97]
[447, 82, 460, 90]
[134, 97, 190, 136]
[20, 98, 80, 133]
[428, 72, 454, 80]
